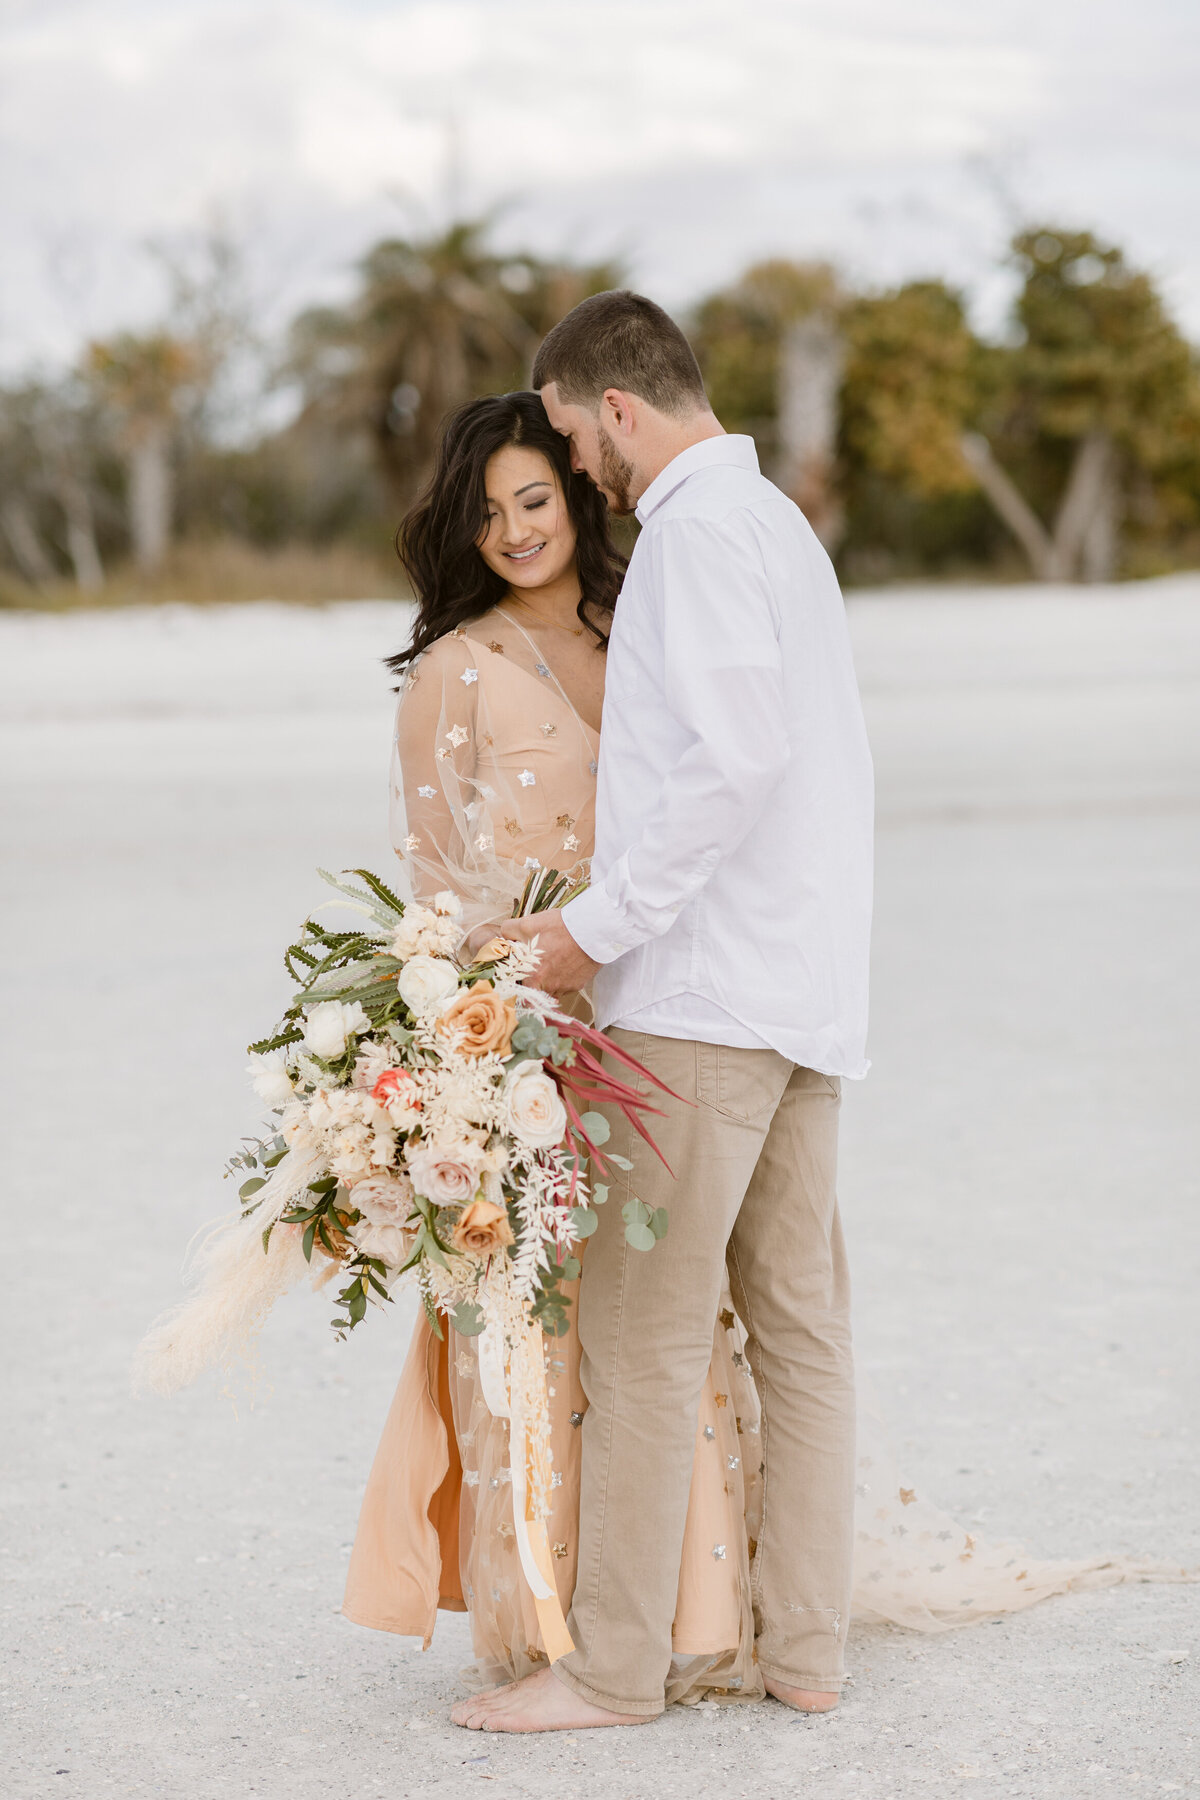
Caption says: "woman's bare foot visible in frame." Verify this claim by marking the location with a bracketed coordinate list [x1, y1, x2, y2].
[450, 1666, 646, 1732]
[763, 1675, 840, 1714]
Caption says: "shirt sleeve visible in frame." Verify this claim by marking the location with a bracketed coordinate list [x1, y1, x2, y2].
[562, 510, 789, 963]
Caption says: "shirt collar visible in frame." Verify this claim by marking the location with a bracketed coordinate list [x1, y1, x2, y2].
[634, 434, 760, 525]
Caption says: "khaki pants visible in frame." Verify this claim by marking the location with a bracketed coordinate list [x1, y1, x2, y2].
[554, 1031, 855, 1717]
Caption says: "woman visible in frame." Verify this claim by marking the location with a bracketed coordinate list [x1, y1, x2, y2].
[342, 392, 1181, 1703]
[342, 392, 764, 1704]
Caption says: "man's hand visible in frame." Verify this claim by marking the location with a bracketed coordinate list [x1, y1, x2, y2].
[501, 911, 602, 997]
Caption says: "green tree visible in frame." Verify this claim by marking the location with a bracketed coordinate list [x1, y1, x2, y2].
[833, 279, 1001, 579]
[840, 281, 982, 499]
[690, 259, 841, 460]
[288, 219, 621, 507]
[965, 228, 1200, 580]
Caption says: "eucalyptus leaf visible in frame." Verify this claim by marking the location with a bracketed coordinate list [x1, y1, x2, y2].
[624, 1221, 656, 1252]
[238, 1177, 266, 1201]
[451, 1302, 486, 1338]
[569, 1206, 599, 1238]
[607, 1153, 634, 1171]
[622, 1198, 650, 1225]
[579, 1111, 610, 1146]
[561, 1256, 581, 1282]
[590, 1183, 609, 1205]
[650, 1207, 670, 1240]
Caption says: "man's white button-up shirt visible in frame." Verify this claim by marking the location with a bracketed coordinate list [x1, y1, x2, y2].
[561, 435, 874, 1078]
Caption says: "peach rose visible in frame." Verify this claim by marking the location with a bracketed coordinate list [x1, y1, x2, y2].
[475, 936, 514, 964]
[451, 1197, 515, 1258]
[438, 979, 517, 1059]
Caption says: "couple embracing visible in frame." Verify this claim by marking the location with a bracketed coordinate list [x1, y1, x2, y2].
[342, 289, 872, 1730]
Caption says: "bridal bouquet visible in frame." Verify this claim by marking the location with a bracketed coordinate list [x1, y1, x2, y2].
[136, 866, 669, 1656]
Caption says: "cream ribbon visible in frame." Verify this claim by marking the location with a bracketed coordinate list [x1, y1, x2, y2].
[476, 1309, 574, 1662]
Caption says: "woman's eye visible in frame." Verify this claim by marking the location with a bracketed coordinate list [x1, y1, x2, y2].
[526, 499, 548, 512]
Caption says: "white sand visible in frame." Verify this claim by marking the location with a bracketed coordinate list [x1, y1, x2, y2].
[1, 576, 1197, 1798]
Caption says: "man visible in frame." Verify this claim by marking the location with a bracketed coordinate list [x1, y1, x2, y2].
[453, 290, 873, 1732]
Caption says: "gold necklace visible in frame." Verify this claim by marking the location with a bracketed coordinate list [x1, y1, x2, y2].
[502, 596, 585, 637]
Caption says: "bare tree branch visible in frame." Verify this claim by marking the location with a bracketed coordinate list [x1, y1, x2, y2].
[960, 432, 1055, 578]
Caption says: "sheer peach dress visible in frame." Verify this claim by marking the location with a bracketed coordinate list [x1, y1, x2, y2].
[341, 607, 764, 1703]
[342, 610, 1188, 1697]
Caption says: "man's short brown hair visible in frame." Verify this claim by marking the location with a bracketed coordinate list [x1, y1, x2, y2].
[532, 289, 708, 417]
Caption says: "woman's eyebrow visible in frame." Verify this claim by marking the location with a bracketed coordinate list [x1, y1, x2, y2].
[483, 480, 552, 505]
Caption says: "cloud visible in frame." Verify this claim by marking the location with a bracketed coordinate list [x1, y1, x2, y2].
[1, 0, 1197, 369]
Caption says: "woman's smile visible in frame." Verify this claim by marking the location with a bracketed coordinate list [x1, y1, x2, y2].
[504, 541, 546, 562]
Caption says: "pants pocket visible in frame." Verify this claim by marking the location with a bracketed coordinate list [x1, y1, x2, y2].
[696, 1042, 791, 1125]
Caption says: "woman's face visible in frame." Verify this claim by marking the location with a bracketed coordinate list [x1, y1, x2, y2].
[476, 445, 578, 590]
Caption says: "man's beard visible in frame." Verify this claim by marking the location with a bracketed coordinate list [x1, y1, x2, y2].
[597, 427, 637, 516]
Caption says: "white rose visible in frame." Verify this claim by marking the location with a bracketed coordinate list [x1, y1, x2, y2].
[505, 1066, 568, 1151]
[397, 955, 461, 1017]
[350, 1172, 414, 1226]
[246, 1049, 294, 1108]
[406, 1140, 484, 1207]
[351, 1221, 410, 1269]
[303, 1000, 371, 1060]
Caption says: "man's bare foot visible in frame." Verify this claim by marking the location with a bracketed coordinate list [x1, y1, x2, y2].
[764, 1675, 840, 1714]
[451, 1666, 646, 1733]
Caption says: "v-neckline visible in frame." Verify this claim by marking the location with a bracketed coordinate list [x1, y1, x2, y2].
[488, 610, 602, 740]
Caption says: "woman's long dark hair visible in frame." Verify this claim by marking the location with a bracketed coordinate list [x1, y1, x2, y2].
[386, 391, 626, 676]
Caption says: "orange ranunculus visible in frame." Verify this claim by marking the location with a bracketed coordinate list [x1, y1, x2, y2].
[451, 1198, 515, 1257]
[371, 1068, 423, 1110]
[438, 979, 518, 1059]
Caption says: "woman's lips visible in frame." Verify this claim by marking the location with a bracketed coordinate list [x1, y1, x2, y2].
[505, 542, 545, 562]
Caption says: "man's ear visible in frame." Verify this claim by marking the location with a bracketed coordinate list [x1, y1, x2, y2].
[600, 388, 637, 439]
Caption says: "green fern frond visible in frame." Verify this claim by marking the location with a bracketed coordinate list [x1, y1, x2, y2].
[346, 867, 406, 917]
[247, 1025, 304, 1055]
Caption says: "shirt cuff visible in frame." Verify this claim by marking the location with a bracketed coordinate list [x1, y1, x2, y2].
[559, 884, 633, 965]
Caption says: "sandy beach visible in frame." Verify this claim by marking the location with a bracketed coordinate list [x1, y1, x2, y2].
[2, 576, 1197, 1799]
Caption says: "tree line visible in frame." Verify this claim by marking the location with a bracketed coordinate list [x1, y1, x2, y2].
[2, 218, 1198, 600]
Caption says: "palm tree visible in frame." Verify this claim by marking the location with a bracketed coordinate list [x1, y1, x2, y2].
[288, 220, 621, 506]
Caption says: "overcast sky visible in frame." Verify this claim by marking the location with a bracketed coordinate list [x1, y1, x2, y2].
[2, 0, 1198, 374]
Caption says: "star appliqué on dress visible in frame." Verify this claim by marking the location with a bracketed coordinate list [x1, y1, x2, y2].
[416, 784, 436, 799]
[460, 667, 479, 685]
[518, 769, 536, 787]
[445, 724, 470, 748]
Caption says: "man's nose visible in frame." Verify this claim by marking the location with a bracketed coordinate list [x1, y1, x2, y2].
[570, 446, 583, 474]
